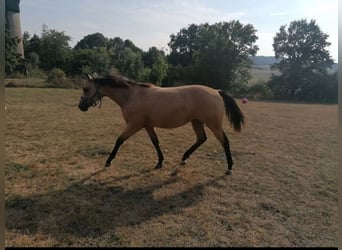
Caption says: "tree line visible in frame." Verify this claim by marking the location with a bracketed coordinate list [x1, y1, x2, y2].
[5, 19, 337, 103]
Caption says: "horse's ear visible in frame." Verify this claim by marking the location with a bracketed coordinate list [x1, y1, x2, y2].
[85, 73, 93, 80]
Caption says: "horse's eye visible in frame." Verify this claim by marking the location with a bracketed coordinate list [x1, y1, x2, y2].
[83, 87, 89, 93]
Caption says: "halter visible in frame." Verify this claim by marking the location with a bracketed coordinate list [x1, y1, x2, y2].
[82, 84, 103, 109]
[91, 84, 103, 108]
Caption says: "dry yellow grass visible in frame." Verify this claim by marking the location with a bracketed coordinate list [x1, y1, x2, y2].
[5, 88, 337, 247]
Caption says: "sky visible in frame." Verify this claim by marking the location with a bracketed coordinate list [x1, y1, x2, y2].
[20, 0, 338, 62]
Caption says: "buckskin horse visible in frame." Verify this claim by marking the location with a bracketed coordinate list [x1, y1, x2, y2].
[78, 74, 244, 175]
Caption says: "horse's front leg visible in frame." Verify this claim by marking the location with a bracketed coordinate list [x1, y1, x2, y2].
[105, 124, 142, 167]
[145, 127, 164, 169]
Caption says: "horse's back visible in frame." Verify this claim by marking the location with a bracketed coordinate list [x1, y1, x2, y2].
[138, 85, 225, 128]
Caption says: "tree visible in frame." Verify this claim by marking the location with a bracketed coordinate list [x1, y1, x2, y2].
[149, 54, 168, 85]
[168, 24, 201, 67]
[268, 19, 334, 101]
[143, 47, 168, 85]
[143, 47, 161, 68]
[22, 32, 41, 69]
[74, 32, 108, 49]
[107, 37, 147, 81]
[117, 47, 145, 80]
[167, 21, 258, 89]
[23, 33, 41, 55]
[71, 48, 111, 75]
[39, 25, 72, 72]
[107, 36, 126, 68]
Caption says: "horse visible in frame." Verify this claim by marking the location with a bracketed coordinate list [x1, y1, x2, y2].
[78, 74, 245, 175]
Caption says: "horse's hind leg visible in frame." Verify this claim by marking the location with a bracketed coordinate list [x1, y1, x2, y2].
[145, 127, 164, 169]
[208, 127, 233, 175]
[181, 119, 207, 165]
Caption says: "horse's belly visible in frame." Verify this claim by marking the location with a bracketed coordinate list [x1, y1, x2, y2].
[147, 109, 192, 128]
[154, 119, 189, 129]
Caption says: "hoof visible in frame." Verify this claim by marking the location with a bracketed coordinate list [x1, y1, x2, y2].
[180, 160, 186, 166]
[154, 164, 162, 169]
[225, 169, 232, 175]
[105, 162, 111, 167]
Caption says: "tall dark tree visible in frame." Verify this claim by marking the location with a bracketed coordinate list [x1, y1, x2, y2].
[22, 32, 41, 69]
[71, 48, 111, 74]
[143, 47, 168, 85]
[123, 39, 143, 54]
[268, 19, 334, 101]
[107, 37, 146, 80]
[143, 47, 162, 68]
[167, 21, 258, 89]
[74, 32, 108, 49]
[168, 24, 202, 67]
[107, 37, 125, 51]
[39, 25, 72, 72]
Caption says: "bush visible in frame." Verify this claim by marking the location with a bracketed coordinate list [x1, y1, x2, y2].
[230, 81, 273, 100]
[29, 67, 47, 78]
[47, 68, 67, 87]
[230, 82, 249, 97]
[247, 82, 273, 100]
[71, 74, 87, 89]
[267, 71, 337, 103]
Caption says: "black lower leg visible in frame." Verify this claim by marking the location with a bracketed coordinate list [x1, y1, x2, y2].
[146, 127, 164, 169]
[150, 136, 164, 169]
[105, 136, 125, 167]
[222, 132, 233, 171]
[181, 136, 207, 163]
[181, 120, 206, 165]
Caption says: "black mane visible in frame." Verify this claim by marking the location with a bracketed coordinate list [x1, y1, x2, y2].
[93, 75, 152, 88]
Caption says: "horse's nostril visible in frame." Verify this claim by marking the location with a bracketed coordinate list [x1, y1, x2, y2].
[79, 106, 88, 112]
[78, 101, 89, 111]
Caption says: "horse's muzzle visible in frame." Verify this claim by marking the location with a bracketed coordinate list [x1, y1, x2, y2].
[78, 97, 89, 112]
[79, 105, 89, 112]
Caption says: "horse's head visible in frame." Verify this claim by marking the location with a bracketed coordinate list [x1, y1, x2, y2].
[78, 74, 103, 112]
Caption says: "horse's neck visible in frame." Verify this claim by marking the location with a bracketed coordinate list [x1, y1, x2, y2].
[103, 87, 131, 107]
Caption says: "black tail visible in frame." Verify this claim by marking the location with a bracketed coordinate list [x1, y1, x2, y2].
[218, 90, 245, 132]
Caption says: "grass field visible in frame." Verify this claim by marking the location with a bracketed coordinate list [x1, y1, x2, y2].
[5, 87, 337, 247]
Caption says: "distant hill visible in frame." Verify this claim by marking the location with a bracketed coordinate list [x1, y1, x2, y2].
[250, 56, 338, 72]
[250, 56, 279, 66]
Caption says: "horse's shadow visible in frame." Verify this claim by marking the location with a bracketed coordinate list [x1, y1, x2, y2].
[6, 168, 228, 244]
